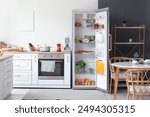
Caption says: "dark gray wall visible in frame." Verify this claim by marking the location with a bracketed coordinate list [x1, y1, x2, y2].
[98, 0, 150, 58]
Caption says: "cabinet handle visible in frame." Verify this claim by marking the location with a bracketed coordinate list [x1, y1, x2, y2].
[6, 60, 11, 63]
[109, 34, 112, 51]
[14, 65, 21, 67]
[34, 55, 37, 62]
[67, 56, 69, 63]
[7, 70, 12, 73]
[14, 75, 21, 77]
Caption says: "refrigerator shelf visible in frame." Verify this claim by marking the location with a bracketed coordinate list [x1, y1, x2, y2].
[75, 52, 95, 55]
[75, 42, 95, 44]
[73, 85, 96, 89]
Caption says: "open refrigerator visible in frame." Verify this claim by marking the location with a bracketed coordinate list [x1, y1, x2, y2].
[72, 8, 111, 91]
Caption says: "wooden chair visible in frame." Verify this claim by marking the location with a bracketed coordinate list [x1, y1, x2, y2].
[126, 69, 150, 100]
[109, 57, 132, 93]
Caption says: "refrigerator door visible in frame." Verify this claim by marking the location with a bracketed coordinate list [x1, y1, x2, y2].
[95, 8, 109, 91]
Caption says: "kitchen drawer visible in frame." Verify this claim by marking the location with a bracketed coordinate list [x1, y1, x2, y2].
[13, 71, 31, 84]
[13, 54, 31, 60]
[4, 57, 13, 67]
[4, 65, 13, 80]
[13, 60, 31, 70]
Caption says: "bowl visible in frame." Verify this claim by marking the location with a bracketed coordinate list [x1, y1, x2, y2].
[132, 60, 138, 64]
[144, 59, 150, 64]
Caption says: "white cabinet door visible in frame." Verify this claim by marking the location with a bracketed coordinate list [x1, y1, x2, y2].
[64, 54, 71, 86]
[13, 54, 32, 86]
[13, 71, 31, 85]
[13, 60, 31, 70]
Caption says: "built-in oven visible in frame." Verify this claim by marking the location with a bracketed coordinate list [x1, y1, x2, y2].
[38, 53, 64, 80]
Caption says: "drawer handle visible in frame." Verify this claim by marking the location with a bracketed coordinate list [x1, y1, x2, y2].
[14, 75, 21, 77]
[7, 70, 12, 73]
[7, 60, 11, 63]
[14, 65, 21, 67]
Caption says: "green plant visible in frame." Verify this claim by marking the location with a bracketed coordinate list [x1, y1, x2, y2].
[75, 60, 86, 69]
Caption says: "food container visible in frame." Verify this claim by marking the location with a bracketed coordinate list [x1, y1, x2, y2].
[39, 46, 51, 52]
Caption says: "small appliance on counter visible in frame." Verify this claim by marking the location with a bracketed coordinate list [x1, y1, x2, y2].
[57, 43, 61, 52]
[64, 37, 71, 50]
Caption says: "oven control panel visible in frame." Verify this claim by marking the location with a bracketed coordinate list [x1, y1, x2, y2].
[38, 53, 64, 59]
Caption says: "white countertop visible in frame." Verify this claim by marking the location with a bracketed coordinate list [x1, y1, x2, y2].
[112, 62, 150, 69]
[4, 50, 71, 55]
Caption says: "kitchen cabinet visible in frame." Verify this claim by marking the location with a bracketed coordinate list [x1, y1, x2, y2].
[13, 52, 71, 88]
[13, 54, 32, 86]
[0, 56, 13, 99]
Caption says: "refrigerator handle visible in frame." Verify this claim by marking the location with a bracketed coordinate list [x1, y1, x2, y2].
[109, 34, 112, 51]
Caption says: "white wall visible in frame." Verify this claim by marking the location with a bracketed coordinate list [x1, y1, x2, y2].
[0, 0, 98, 51]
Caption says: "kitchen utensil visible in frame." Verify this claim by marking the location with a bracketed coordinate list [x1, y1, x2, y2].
[39, 46, 51, 52]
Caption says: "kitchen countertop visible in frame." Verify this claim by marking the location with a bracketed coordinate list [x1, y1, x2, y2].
[3, 50, 72, 55]
[0, 54, 13, 62]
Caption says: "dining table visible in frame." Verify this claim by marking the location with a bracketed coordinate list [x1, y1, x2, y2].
[111, 61, 150, 100]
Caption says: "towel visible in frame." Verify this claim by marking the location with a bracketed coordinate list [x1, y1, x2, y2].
[41, 61, 55, 72]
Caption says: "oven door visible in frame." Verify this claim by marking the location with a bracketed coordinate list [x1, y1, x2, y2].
[38, 59, 64, 80]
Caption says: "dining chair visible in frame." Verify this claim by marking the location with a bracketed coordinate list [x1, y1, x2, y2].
[126, 69, 150, 100]
[109, 57, 132, 93]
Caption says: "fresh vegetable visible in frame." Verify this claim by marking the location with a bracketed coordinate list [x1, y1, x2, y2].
[75, 60, 86, 69]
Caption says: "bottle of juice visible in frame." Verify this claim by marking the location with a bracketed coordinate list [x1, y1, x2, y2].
[96, 60, 104, 75]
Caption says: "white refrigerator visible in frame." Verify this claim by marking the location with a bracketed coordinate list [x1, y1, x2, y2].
[72, 8, 110, 92]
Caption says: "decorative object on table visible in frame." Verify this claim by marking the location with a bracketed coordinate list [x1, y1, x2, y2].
[129, 38, 133, 42]
[39, 45, 51, 52]
[56, 43, 61, 52]
[75, 60, 86, 73]
[138, 59, 144, 64]
[64, 37, 71, 50]
[144, 59, 150, 64]
[133, 52, 140, 58]
[29, 43, 36, 51]
[132, 59, 138, 64]
[122, 20, 127, 26]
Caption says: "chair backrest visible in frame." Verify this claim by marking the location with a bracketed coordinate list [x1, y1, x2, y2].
[109, 57, 132, 64]
[109, 57, 132, 75]
[125, 69, 150, 95]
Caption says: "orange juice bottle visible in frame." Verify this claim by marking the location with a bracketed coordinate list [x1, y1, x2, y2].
[96, 60, 104, 75]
